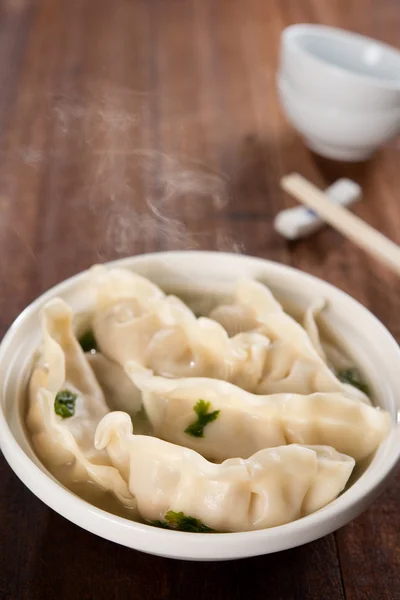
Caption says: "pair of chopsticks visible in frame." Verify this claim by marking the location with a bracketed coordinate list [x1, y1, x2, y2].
[281, 174, 400, 276]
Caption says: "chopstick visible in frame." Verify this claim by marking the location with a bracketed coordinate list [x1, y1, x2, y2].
[281, 173, 400, 277]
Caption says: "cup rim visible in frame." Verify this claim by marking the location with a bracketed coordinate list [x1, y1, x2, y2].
[1, 250, 400, 560]
[283, 24, 400, 91]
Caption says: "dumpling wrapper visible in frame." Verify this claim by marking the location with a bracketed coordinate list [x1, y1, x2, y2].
[210, 279, 370, 402]
[126, 366, 391, 463]
[91, 267, 369, 399]
[90, 265, 271, 389]
[95, 412, 355, 532]
[27, 298, 135, 509]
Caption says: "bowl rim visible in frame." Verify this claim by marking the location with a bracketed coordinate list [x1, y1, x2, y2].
[283, 24, 400, 91]
[1, 250, 400, 560]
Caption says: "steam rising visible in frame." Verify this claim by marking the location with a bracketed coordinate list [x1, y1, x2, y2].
[47, 83, 242, 256]
[0, 80, 244, 318]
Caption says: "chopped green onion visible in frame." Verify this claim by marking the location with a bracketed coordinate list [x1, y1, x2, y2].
[337, 368, 369, 395]
[54, 389, 77, 418]
[150, 510, 215, 533]
[184, 399, 220, 438]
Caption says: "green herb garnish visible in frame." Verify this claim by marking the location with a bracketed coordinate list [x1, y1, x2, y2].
[337, 368, 370, 395]
[78, 329, 98, 353]
[184, 399, 220, 438]
[54, 390, 77, 418]
[150, 510, 215, 533]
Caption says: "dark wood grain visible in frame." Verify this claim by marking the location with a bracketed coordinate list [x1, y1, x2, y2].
[0, 1, 399, 598]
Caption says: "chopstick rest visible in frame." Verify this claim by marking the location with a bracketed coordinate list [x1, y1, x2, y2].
[281, 173, 400, 277]
[274, 179, 361, 240]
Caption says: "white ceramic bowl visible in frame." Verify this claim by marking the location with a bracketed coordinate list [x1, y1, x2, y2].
[1, 251, 400, 561]
[278, 24, 400, 161]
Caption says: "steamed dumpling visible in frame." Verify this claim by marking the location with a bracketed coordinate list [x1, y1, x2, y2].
[27, 299, 135, 508]
[91, 268, 370, 400]
[126, 366, 391, 462]
[90, 266, 355, 396]
[95, 412, 355, 532]
[90, 265, 271, 388]
[210, 279, 370, 402]
[90, 265, 167, 366]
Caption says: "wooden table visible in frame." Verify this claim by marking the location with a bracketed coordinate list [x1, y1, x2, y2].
[0, 0, 399, 598]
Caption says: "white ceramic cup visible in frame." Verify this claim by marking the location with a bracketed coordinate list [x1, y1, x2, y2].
[278, 24, 400, 161]
[0, 252, 400, 561]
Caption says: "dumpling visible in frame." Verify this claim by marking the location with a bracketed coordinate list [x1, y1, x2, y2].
[90, 267, 369, 401]
[210, 279, 370, 402]
[90, 267, 368, 399]
[90, 265, 168, 366]
[143, 317, 270, 386]
[95, 412, 355, 532]
[90, 265, 271, 388]
[27, 298, 135, 508]
[126, 366, 391, 462]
